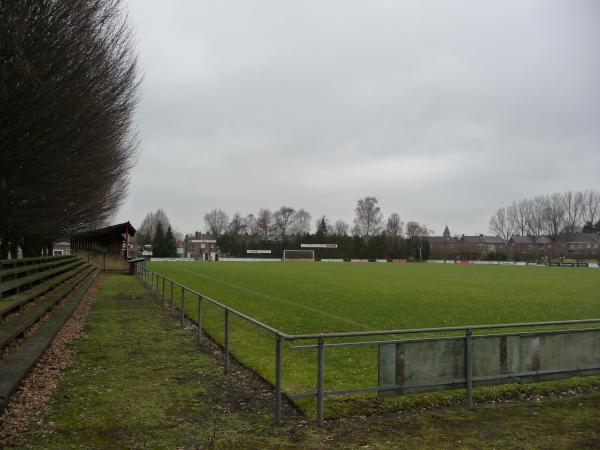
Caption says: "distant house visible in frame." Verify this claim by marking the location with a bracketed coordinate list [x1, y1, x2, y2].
[427, 226, 460, 259]
[507, 236, 553, 260]
[52, 240, 71, 256]
[184, 232, 218, 260]
[558, 232, 600, 259]
[460, 235, 507, 259]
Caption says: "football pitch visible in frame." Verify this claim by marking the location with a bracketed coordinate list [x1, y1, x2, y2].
[146, 261, 600, 407]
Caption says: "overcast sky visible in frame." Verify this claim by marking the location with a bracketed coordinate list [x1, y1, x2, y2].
[116, 0, 600, 236]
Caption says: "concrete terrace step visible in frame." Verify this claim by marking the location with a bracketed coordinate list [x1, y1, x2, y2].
[0, 269, 99, 413]
[0, 255, 77, 281]
[0, 265, 94, 351]
[0, 262, 88, 319]
[0, 259, 84, 297]
[0, 255, 76, 271]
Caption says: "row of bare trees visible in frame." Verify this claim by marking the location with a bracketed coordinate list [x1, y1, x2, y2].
[0, 0, 139, 258]
[200, 197, 434, 259]
[202, 197, 431, 240]
[489, 190, 600, 242]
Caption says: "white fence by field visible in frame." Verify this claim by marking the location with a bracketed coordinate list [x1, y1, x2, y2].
[219, 257, 281, 262]
[428, 260, 599, 268]
[150, 258, 196, 262]
[148, 257, 598, 268]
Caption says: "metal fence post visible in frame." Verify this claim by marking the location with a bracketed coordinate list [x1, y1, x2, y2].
[275, 335, 282, 425]
[465, 327, 474, 410]
[197, 295, 203, 343]
[170, 281, 174, 314]
[317, 336, 325, 427]
[156, 274, 159, 297]
[224, 309, 230, 373]
[161, 277, 165, 306]
[181, 286, 185, 326]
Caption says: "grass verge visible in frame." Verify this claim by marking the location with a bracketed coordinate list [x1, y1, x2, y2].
[12, 273, 600, 449]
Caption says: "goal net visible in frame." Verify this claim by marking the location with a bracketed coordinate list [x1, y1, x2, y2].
[282, 249, 315, 262]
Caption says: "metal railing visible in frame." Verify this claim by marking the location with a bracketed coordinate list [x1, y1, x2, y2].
[137, 265, 600, 427]
[138, 264, 287, 424]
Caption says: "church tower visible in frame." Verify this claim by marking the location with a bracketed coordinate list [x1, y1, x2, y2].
[443, 225, 450, 239]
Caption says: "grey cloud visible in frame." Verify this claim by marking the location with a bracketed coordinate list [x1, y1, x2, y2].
[116, 0, 600, 235]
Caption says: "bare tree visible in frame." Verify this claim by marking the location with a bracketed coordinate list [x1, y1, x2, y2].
[543, 193, 566, 241]
[353, 196, 383, 237]
[385, 213, 404, 239]
[582, 190, 600, 228]
[244, 214, 258, 235]
[0, 0, 139, 257]
[564, 191, 584, 235]
[228, 212, 246, 235]
[489, 207, 513, 242]
[492, 189, 600, 248]
[332, 219, 349, 237]
[290, 209, 312, 235]
[405, 221, 432, 260]
[255, 208, 272, 235]
[273, 206, 295, 238]
[508, 200, 529, 236]
[154, 209, 170, 229]
[525, 196, 546, 240]
[137, 209, 172, 245]
[137, 213, 155, 245]
[406, 221, 432, 240]
[204, 209, 229, 236]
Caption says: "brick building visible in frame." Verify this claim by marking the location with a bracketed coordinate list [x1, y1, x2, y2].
[184, 232, 218, 260]
[52, 240, 71, 256]
[507, 236, 553, 260]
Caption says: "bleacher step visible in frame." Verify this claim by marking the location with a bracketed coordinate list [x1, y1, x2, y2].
[0, 269, 99, 412]
[0, 266, 94, 350]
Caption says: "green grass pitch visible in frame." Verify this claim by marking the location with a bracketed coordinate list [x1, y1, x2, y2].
[146, 261, 600, 405]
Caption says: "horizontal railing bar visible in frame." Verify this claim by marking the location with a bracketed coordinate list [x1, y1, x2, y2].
[286, 319, 600, 341]
[289, 326, 600, 350]
[288, 364, 600, 399]
[290, 336, 464, 350]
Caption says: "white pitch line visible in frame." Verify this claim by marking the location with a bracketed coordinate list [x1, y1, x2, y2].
[167, 265, 375, 331]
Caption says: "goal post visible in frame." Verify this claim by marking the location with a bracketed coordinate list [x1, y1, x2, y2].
[282, 249, 315, 262]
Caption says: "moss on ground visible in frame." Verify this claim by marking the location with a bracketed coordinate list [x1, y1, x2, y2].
[13, 273, 600, 449]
